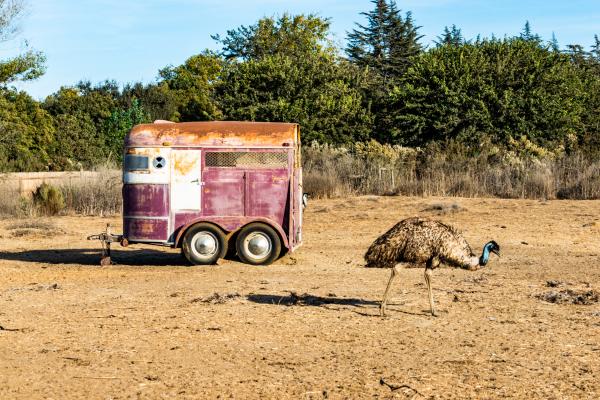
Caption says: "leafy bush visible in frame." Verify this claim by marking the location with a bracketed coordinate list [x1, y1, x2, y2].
[33, 183, 65, 215]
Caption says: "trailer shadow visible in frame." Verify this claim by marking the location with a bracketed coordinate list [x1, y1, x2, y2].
[0, 248, 187, 266]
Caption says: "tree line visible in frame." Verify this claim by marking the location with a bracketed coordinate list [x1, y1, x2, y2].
[1, 0, 600, 172]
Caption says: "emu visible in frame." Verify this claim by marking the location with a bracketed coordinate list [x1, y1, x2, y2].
[364, 217, 500, 317]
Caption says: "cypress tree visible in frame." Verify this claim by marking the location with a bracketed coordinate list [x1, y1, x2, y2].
[520, 21, 541, 43]
[346, 0, 422, 80]
[346, 0, 389, 74]
[385, 6, 423, 78]
[346, 0, 422, 142]
[549, 32, 560, 52]
[435, 25, 465, 47]
[591, 34, 600, 61]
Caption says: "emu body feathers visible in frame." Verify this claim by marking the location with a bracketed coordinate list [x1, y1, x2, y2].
[364, 217, 499, 316]
[365, 217, 480, 270]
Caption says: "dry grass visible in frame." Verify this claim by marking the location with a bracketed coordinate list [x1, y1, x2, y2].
[7, 220, 56, 231]
[5, 220, 65, 237]
[0, 190, 35, 218]
[190, 292, 242, 304]
[0, 167, 121, 218]
[60, 167, 121, 216]
[0, 190, 20, 217]
[536, 289, 599, 305]
[421, 202, 464, 214]
[302, 141, 600, 200]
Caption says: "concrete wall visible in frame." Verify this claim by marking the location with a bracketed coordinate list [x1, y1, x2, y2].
[0, 171, 121, 196]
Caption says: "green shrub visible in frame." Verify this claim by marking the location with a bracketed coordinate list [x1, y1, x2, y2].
[33, 183, 65, 216]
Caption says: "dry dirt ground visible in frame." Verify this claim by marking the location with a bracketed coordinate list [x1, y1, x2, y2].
[1, 196, 599, 399]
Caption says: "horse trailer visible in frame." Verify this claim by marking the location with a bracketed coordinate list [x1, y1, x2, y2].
[89, 121, 305, 266]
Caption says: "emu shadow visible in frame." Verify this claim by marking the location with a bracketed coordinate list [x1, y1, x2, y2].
[0, 248, 187, 266]
[246, 292, 379, 308]
[352, 308, 435, 317]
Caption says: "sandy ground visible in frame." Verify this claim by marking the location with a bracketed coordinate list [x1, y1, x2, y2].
[0, 196, 599, 399]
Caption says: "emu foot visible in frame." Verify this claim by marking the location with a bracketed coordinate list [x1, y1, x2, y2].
[379, 304, 387, 317]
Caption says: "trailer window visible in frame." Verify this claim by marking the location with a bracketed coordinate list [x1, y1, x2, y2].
[124, 154, 149, 171]
[205, 152, 287, 168]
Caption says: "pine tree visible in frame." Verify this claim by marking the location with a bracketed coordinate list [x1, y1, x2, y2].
[566, 44, 588, 66]
[345, 0, 422, 142]
[346, 0, 389, 74]
[346, 0, 422, 80]
[522, 21, 532, 39]
[520, 21, 541, 43]
[549, 32, 560, 52]
[591, 34, 600, 61]
[386, 8, 422, 77]
[435, 25, 464, 47]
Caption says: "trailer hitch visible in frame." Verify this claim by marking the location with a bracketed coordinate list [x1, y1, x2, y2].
[87, 224, 125, 266]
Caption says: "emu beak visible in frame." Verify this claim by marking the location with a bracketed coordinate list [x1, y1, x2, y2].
[492, 249, 501, 257]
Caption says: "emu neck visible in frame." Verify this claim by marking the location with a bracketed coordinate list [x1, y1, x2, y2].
[479, 246, 491, 266]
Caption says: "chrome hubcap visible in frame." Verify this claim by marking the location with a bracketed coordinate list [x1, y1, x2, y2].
[192, 231, 218, 258]
[244, 232, 271, 260]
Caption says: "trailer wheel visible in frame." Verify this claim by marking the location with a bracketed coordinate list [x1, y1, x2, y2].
[182, 223, 227, 265]
[236, 223, 281, 265]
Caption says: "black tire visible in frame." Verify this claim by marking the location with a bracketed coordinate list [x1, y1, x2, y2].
[182, 223, 228, 265]
[226, 231, 240, 259]
[236, 223, 282, 265]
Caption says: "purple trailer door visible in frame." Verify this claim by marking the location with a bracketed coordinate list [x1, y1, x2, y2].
[246, 170, 288, 225]
[202, 169, 245, 216]
[202, 168, 288, 226]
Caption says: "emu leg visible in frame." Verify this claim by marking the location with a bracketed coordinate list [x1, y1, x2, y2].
[424, 267, 436, 316]
[380, 266, 398, 317]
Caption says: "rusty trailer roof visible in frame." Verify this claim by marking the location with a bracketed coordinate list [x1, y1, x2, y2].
[125, 121, 299, 148]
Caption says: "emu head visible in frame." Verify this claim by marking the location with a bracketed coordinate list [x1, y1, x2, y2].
[479, 241, 500, 266]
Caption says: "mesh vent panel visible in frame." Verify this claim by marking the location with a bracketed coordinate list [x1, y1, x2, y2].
[205, 152, 288, 168]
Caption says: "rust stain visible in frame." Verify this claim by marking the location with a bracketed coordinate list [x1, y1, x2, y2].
[174, 152, 198, 176]
[126, 121, 298, 148]
[138, 221, 155, 235]
[128, 147, 163, 157]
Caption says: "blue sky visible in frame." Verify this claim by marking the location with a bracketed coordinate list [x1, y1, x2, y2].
[4, 0, 600, 99]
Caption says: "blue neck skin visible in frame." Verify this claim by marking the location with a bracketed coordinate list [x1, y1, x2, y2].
[479, 243, 493, 266]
